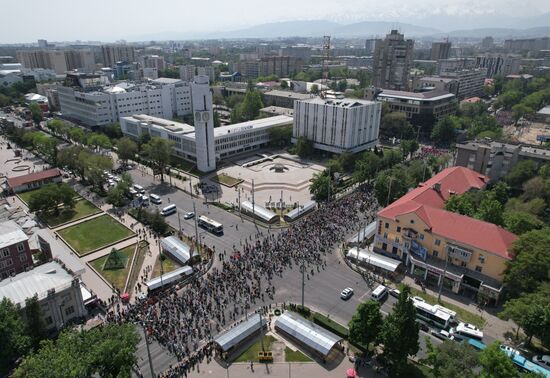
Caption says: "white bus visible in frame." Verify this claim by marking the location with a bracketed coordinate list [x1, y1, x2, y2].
[451, 322, 484, 341]
[150, 194, 162, 204]
[198, 215, 223, 235]
[133, 184, 145, 194]
[412, 298, 452, 329]
[160, 204, 177, 216]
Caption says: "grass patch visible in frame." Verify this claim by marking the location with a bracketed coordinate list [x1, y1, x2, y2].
[58, 215, 134, 255]
[89, 244, 136, 291]
[409, 287, 486, 329]
[127, 242, 148, 293]
[312, 313, 349, 338]
[234, 335, 276, 363]
[41, 198, 101, 227]
[403, 361, 436, 378]
[284, 347, 311, 362]
[213, 173, 242, 187]
[152, 254, 181, 278]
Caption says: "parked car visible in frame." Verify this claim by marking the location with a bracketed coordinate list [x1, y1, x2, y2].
[340, 287, 354, 300]
[532, 355, 550, 369]
[431, 329, 455, 341]
[389, 288, 400, 298]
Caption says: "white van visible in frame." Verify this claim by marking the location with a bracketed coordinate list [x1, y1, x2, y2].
[150, 194, 162, 204]
[160, 204, 176, 216]
[133, 184, 145, 194]
[371, 285, 388, 301]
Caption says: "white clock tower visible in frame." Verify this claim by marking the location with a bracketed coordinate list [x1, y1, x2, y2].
[191, 75, 216, 172]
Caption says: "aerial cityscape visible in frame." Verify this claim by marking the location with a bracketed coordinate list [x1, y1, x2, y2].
[1, 0, 550, 377]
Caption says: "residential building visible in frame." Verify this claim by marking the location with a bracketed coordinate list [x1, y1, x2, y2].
[292, 92, 381, 154]
[369, 88, 457, 127]
[141, 67, 158, 80]
[279, 46, 312, 63]
[37, 39, 48, 48]
[481, 36, 494, 51]
[431, 42, 451, 60]
[6, 168, 62, 193]
[101, 44, 136, 68]
[16, 49, 95, 74]
[138, 54, 165, 71]
[413, 76, 459, 94]
[0, 71, 22, 86]
[365, 38, 379, 54]
[504, 37, 550, 53]
[372, 30, 414, 90]
[179, 65, 196, 81]
[197, 66, 215, 83]
[0, 221, 33, 279]
[0, 261, 87, 330]
[58, 74, 192, 127]
[415, 69, 486, 100]
[475, 55, 520, 78]
[437, 58, 476, 75]
[262, 90, 315, 108]
[120, 113, 293, 170]
[233, 56, 303, 80]
[455, 140, 550, 181]
[374, 166, 516, 303]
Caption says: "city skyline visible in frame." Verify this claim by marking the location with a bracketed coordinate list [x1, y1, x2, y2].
[1, 0, 550, 43]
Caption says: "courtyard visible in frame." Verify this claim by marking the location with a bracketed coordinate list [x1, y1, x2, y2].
[57, 214, 135, 256]
[89, 244, 138, 291]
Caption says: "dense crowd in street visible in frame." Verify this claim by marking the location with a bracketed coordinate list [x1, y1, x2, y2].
[107, 185, 379, 377]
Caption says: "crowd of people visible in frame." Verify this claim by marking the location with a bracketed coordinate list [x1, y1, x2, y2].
[107, 185, 378, 377]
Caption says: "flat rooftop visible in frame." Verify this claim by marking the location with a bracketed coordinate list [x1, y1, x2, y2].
[378, 89, 455, 101]
[302, 96, 377, 108]
[213, 115, 293, 137]
[123, 114, 195, 134]
[263, 90, 315, 100]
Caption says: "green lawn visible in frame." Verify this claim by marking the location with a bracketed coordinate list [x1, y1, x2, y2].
[213, 173, 242, 187]
[284, 347, 311, 362]
[234, 335, 276, 362]
[89, 244, 136, 291]
[18, 187, 52, 205]
[409, 287, 486, 328]
[41, 198, 101, 227]
[152, 254, 181, 278]
[58, 215, 135, 255]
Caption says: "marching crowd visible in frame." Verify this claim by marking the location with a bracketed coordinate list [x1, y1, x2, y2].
[107, 185, 379, 377]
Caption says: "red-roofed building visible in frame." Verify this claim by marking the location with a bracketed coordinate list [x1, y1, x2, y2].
[6, 168, 62, 193]
[374, 166, 517, 304]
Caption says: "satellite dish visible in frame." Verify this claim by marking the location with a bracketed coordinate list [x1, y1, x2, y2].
[202, 112, 210, 122]
[194, 111, 201, 122]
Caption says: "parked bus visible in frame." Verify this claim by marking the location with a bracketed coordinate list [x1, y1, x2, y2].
[412, 297, 452, 329]
[198, 215, 223, 235]
[450, 322, 484, 341]
[160, 204, 177, 216]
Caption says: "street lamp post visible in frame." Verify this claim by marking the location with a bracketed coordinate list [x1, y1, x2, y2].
[437, 252, 450, 302]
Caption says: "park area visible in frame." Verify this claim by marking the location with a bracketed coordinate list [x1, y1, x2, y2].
[152, 254, 181, 278]
[234, 335, 311, 363]
[57, 215, 135, 256]
[89, 244, 137, 291]
[18, 186, 101, 227]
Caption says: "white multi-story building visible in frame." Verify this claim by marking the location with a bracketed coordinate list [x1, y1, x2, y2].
[293, 92, 381, 154]
[58, 77, 192, 127]
[179, 65, 196, 81]
[121, 113, 293, 170]
[197, 66, 215, 83]
[0, 261, 87, 331]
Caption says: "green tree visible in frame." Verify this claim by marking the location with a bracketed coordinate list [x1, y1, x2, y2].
[476, 198, 504, 226]
[381, 112, 415, 139]
[431, 116, 458, 145]
[490, 181, 510, 205]
[353, 151, 380, 183]
[478, 342, 519, 378]
[232, 90, 264, 122]
[103, 122, 123, 139]
[28, 183, 75, 216]
[86, 133, 112, 151]
[408, 159, 432, 185]
[293, 136, 314, 158]
[400, 139, 419, 159]
[506, 159, 536, 188]
[57, 145, 84, 177]
[29, 103, 43, 125]
[496, 90, 523, 110]
[309, 171, 332, 201]
[512, 103, 534, 124]
[116, 137, 138, 164]
[378, 286, 419, 376]
[143, 137, 174, 181]
[0, 298, 31, 374]
[348, 301, 382, 350]
[268, 125, 293, 147]
[380, 148, 403, 170]
[374, 165, 413, 206]
[504, 228, 550, 298]
[504, 211, 544, 235]
[68, 127, 85, 144]
[505, 197, 546, 217]
[24, 295, 46, 350]
[79, 152, 113, 191]
[280, 80, 288, 89]
[424, 339, 478, 378]
[310, 84, 319, 94]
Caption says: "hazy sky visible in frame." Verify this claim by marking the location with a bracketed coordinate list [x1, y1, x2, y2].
[2, 0, 550, 43]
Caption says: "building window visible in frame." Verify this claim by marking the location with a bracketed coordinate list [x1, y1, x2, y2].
[383, 232, 388, 239]
[0, 248, 9, 258]
[419, 234, 424, 240]
[19, 254, 27, 262]
[395, 237, 400, 243]
[479, 255, 485, 263]
[435, 239, 441, 246]
[475, 266, 483, 273]
[460, 261, 467, 267]
[396, 226, 401, 232]
[65, 306, 75, 316]
[385, 222, 389, 229]
[410, 220, 415, 224]
[433, 250, 439, 257]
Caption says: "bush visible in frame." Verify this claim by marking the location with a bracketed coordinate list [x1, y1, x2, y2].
[128, 208, 171, 236]
[312, 313, 349, 338]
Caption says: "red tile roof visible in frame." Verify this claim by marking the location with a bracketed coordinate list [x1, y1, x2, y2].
[378, 166, 516, 259]
[7, 168, 61, 188]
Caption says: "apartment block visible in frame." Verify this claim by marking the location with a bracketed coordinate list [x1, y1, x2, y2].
[101, 44, 136, 68]
[372, 30, 414, 90]
[0, 221, 33, 279]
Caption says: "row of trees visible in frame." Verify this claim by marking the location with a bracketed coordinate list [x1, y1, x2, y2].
[28, 183, 75, 216]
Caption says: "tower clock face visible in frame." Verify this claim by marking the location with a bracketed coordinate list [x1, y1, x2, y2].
[202, 112, 210, 122]
[194, 111, 202, 122]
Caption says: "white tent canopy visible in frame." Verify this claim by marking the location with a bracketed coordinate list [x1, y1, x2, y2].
[213, 314, 266, 352]
[145, 266, 193, 291]
[160, 236, 198, 265]
[347, 221, 377, 244]
[347, 247, 401, 272]
[241, 201, 278, 223]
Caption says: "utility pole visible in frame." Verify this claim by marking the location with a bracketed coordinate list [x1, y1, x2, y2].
[252, 179, 256, 224]
[177, 210, 182, 235]
[193, 202, 200, 254]
[386, 176, 394, 207]
[301, 261, 305, 310]
[437, 250, 450, 302]
[327, 166, 331, 203]
[159, 244, 164, 289]
[237, 186, 241, 218]
[142, 322, 155, 378]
